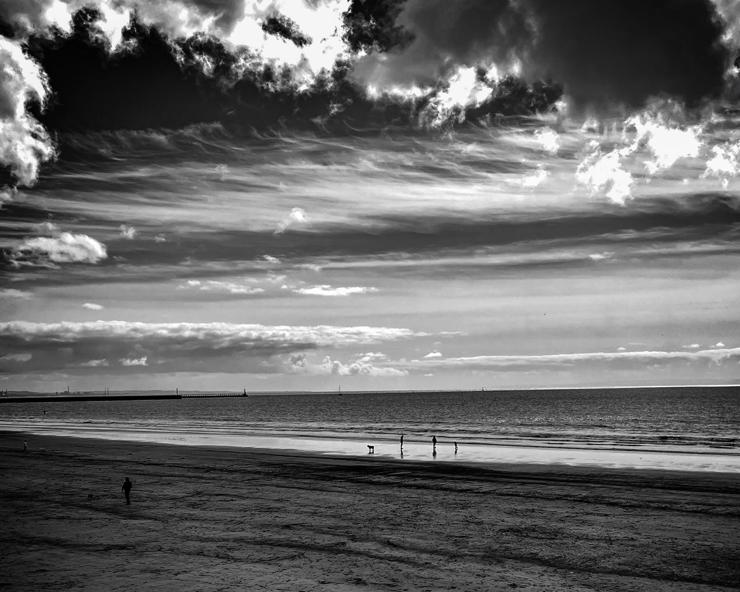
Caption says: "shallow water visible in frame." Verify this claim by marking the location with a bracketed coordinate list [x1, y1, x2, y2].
[1, 386, 738, 472]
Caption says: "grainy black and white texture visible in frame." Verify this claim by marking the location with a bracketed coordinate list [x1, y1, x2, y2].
[1, 0, 740, 392]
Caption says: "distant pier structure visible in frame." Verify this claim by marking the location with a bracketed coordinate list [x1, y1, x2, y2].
[179, 391, 248, 399]
[0, 389, 249, 403]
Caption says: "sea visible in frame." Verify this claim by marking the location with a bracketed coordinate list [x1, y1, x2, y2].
[1, 386, 739, 473]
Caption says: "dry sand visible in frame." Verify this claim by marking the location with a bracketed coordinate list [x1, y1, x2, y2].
[1, 432, 739, 592]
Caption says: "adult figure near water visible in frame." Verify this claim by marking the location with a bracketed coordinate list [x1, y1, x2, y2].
[400, 434, 404, 448]
[432, 435, 437, 448]
[122, 477, 133, 505]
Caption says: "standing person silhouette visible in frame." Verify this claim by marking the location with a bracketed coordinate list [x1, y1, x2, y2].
[122, 477, 133, 505]
[432, 435, 437, 448]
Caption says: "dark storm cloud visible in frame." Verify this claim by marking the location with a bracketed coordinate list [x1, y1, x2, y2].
[0, 1, 564, 191]
[1, 0, 735, 194]
[355, 0, 733, 109]
[351, 0, 531, 88]
[5, 4, 561, 137]
[0, 0, 64, 37]
[23, 11, 230, 131]
[522, 0, 730, 108]
[261, 14, 311, 47]
[342, 0, 413, 53]
[184, 0, 246, 33]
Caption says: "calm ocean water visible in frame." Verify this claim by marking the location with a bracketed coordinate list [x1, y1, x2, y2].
[1, 387, 739, 472]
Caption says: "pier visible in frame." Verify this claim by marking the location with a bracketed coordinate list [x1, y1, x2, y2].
[0, 392, 248, 403]
[180, 392, 247, 399]
[0, 394, 182, 403]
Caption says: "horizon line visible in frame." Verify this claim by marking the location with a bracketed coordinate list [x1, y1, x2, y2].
[4, 383, 740, 396]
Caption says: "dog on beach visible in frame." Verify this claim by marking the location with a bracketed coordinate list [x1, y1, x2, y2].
[367, 445, 375, 454]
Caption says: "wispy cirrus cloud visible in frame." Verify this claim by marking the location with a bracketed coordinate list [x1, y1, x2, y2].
[0, 288, 32, 299]
[403, 346, 740, 371]
[0, 352, 32, 363]
[180, 279, 266, 296]
[80, 358, 109, 367]
[294, 285, 378, 297]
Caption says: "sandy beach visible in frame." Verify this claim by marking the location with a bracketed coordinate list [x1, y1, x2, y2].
[1, 432, 739, 592]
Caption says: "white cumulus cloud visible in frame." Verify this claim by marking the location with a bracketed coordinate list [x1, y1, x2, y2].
[420, 66, 494, 128]
[287, 352, 407, 377]
[119, 224, 137, 239]
[576, 145, 633, 205]
[534, 128, 560, 154]
[120, 356, 148, 367]
[82, 302, 104, 310]
[0, 37, 56, 188]
[275, 207, 309, 234]
[703, 141, 740, 188]
[625, 113, 702, 175]
[517, 166, 549, 189]
[294, 285, 378, 297]
[12, 232, 107, 266]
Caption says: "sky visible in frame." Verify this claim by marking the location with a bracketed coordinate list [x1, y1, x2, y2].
[1, 0, 740, 392]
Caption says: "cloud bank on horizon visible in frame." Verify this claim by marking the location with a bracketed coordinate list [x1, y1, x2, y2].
[1, 0, 740, 390]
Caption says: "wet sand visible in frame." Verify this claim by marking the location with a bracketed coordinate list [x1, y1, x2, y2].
[2, 432, 739, 591]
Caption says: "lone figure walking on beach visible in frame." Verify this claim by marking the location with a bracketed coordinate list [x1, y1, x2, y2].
[432, 435, 437, 448]
[122, 477, 133, 505]
[400, 434, 404, 448]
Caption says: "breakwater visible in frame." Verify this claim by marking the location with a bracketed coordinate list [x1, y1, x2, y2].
[0, 392, 247, 403]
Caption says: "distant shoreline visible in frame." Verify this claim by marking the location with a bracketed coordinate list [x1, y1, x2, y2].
[2, 383, 739, 403]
